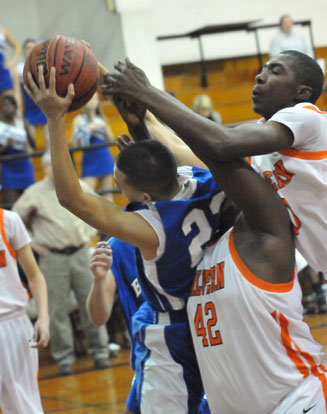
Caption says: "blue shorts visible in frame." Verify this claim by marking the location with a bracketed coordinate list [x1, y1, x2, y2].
[126, 374, 140, 414]
[1, 149, 35, 189]
[132, 301, 204, 414]
[0, 53, 13, 91]
[81, 136, 114, 178]
[23, 91, 47, 126]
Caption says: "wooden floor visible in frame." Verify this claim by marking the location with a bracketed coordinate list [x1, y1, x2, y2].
[34, 313, 327, 414]
[39, 349, 133, 413]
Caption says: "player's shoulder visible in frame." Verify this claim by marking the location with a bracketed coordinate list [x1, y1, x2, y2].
[2, 208, 21, 224]
[1, 209, 27, 237]
[274, 102, 326, 121]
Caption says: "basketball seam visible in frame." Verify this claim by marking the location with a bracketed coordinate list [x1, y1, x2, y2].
[53, 37, 61, 68]
[73, 43, 86, 84]
[29, 50, 38, 85]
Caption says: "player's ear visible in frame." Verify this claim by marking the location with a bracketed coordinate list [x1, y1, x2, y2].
[295, 85, 313, 102]
[142, 192, 152, 204]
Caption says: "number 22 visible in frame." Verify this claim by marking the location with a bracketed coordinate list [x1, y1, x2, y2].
[194, 301, 222, 347]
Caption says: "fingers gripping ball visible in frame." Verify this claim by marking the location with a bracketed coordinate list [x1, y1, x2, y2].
[23, 35, 99, 112]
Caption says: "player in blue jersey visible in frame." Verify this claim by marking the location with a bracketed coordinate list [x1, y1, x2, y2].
[87, 239, 144, 414]
[24, 66, 218, 413]
[87, 238, 210, 414]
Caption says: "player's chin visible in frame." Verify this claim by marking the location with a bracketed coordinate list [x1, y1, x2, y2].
[252, 101, 264, 117]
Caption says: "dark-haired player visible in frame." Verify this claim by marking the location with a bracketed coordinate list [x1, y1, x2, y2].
[103, 51, 327, 278]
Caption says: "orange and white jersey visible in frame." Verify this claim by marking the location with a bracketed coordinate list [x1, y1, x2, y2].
[250, 103, 327, 273]
[187, 229, 327, 414]
[0, 209, 31, 320]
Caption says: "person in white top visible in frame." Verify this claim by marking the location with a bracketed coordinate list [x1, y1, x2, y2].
[0, 208, 49, 414]
[269, 15, 314, 58]
[101, 51, 327, 277]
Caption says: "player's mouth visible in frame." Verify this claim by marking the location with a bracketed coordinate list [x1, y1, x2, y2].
[251, 87, 262, 101]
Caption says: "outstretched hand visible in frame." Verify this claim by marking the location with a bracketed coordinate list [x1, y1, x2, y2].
[101, 58, 151, 103]
[24, 66, 75, 120]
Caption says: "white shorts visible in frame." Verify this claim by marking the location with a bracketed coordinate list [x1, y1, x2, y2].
[0, 313, 44, 414]
[272, 374, 327, 414]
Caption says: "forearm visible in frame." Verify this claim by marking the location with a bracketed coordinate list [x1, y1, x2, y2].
[137, 86, 233, 163]
[127, 118, 152, 142]
[28, 271, 49, 321]
[86, 277, 113, 326]
[47, 116, 84, 208]
[145, 112, 207, 168]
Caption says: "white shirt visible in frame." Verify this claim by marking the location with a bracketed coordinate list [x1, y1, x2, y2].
[250, 103, 327, 273]
[269, 29, 313, 58]
[187, 228, 325, 413]
[0, 209, 31, 320]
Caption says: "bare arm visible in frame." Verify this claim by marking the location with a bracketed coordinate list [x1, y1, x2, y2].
[3, 27, 20, 68]
[145, 111, 207, 169]
[86, 242, 116, 326]
[24, 66, 159, 258]
[103, 59, 294, 165]
[17, 244, 50, 348]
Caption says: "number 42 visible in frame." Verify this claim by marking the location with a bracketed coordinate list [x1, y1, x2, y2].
[194, 301, 223, 347]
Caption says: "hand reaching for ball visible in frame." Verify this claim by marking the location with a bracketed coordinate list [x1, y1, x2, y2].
[24, 66, 75, 120]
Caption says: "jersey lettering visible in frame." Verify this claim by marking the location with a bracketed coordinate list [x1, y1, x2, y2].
[190, 262, 225, 296]
[273, 160, 294, 189]
[281, 198, 301, 236]
[182, 192, 225, 267]
[194, 301, 222, 347]
[262, 160, 294, 191]
[182, 209, 211, 267]
[131, 278, 142, 298]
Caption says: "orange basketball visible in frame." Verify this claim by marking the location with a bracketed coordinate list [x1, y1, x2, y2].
[23, 35, 99, 112]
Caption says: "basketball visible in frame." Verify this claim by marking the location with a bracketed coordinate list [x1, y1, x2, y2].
[23, 35, 99, 112]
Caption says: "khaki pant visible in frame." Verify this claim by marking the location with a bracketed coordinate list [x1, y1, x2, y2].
[39, 246, 109, 366]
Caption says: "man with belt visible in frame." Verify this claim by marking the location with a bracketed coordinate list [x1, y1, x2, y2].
[12, 151, 110, 376]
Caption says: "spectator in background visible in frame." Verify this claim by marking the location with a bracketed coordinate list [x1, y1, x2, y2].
[269, 15, 314, 58]
[13, 38, 49, 149]
[0, 93, 35, 206]
[71, 92, 115, 200]
[0, 207, 49, 414]
[12, 151, 110, 376]
[192, 94, 222, 123]
[0, 26, 20, 96]
[297, 250, 327, 314]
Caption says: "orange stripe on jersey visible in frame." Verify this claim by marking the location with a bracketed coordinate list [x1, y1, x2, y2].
[276, 312, 327, 410]
[229, 231, 295, 292]
[279, 148, 327, 160]
[302, 105, 327, 114]
[0, 209, 16, 258]
[272, 311, 310, 377]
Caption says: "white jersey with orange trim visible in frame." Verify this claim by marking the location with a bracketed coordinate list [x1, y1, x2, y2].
[187, 228, 327, 414]
[250, 103, 327, 274]
[0, 208, 31, 320]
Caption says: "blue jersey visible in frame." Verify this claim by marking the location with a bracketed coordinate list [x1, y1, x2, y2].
[130, 166, 224, 311]
[109, 237, 144, 369]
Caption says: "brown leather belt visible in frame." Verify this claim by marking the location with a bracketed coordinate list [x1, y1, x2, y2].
[50, 244, 84, 255]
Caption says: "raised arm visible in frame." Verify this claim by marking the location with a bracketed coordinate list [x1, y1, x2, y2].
[3, 27, 20, 68]
[144, 111, 207, 169]
[103, 59, 293, 166]
[23, 66, 158, 257]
